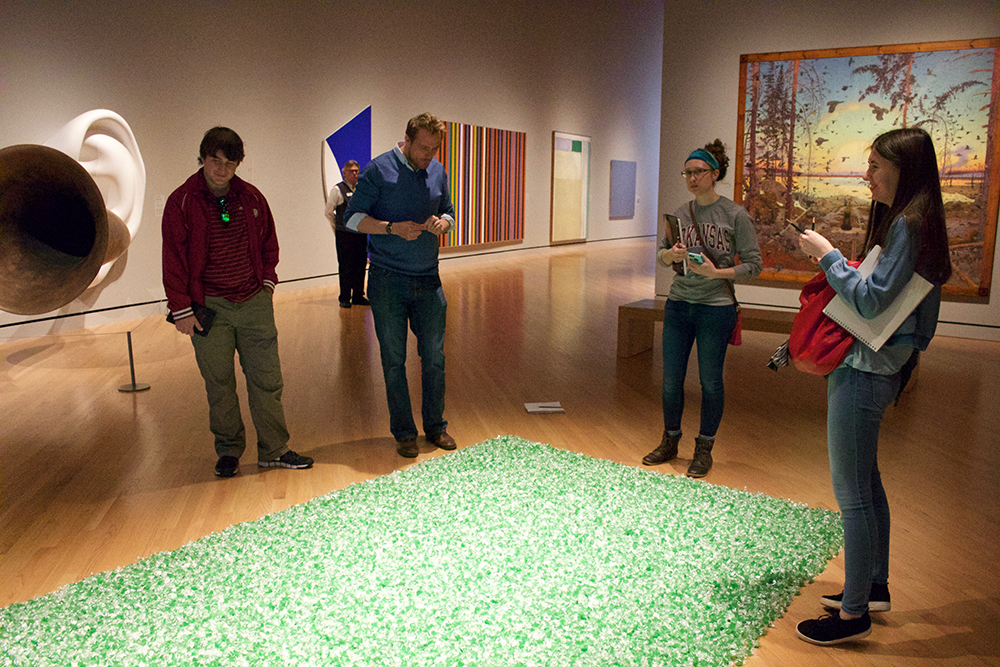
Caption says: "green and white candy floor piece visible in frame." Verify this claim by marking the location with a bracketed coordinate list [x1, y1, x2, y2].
[0, 436, 842, 667]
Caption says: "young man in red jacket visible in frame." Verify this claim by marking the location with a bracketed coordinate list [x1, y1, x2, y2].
[162, 127, 312, 478]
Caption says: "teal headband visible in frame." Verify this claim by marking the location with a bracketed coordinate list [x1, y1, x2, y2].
[686, 149, 719, 171]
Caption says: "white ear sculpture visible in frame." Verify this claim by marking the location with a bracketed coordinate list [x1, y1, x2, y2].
[43, 109, 146, 286]
[0, 110, 145, 315]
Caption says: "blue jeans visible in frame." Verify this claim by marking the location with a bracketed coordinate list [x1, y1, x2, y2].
[368, 265, 448, 441]
[661, 299, 736, 437]
[827, 365, 900, 615]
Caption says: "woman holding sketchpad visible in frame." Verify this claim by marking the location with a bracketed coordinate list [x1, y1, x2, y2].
[642, 139, 761, 477]
[795, 127, 952, 646]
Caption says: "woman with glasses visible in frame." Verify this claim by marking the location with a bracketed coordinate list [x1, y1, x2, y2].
[642, 139, 761, 477]
[795, 127, 952, 645]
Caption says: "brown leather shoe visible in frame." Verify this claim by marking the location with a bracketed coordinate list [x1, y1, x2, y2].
[396, 438, 418, 458]
[642, 431, 681, 466]
[427, 431, 457, 450]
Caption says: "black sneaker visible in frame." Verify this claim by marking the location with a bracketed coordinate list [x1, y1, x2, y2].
[215, 455, 239, 478]
[796, 612, 871, 645]
[339, 300, 352, 309]
[821, 583, 891, 612]
[258, 450, 314, 469]
[352, 296, 371, 306]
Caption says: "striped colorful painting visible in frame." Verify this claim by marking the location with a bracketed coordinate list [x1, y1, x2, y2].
[438, 122, 526, 248]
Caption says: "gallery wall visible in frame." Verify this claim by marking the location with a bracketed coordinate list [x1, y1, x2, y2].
[656, 0, 1000, 341]
[0, 0, 665, 336]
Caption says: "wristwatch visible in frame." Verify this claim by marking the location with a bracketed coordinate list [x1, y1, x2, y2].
[386, 222, 393, 236]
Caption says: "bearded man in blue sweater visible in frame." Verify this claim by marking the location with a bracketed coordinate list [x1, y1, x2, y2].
[344, 112, 457, 458]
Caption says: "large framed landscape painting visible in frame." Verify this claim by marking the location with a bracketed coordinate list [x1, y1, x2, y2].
[736, 38, 1000, 298]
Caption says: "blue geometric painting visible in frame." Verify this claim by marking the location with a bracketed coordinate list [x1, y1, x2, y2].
[322, 106, 371, 200]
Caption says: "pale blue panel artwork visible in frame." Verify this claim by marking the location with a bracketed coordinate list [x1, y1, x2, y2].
[609, 159, 636, 219]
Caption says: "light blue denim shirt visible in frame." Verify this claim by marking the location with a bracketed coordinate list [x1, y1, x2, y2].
[819, 216, 942, 375]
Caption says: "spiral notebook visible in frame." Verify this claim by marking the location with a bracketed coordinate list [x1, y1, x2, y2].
[822, 245, 932, 352]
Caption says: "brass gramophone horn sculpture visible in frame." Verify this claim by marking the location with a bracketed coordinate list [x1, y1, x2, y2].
[0, 144, 109, 315]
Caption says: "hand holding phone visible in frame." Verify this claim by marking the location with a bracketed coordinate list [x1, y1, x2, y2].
[681, 245, 703, 275]
[686, 245, 705, 265]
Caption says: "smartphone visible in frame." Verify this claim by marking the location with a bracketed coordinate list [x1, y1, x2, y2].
[681, 245, 703, 275]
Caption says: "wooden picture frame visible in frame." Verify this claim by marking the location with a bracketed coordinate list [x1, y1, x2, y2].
[736, 38, 999, 298]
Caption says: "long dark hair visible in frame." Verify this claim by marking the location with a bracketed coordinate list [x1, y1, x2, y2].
[864, 127, 951, 285]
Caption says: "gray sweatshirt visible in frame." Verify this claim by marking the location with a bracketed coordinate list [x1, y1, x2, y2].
[658, 196, 762, 306]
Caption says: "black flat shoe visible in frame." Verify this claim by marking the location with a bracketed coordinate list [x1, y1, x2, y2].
[796, 612, 871, 645]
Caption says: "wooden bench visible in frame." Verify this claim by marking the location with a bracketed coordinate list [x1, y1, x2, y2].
[617, 298, 797, 357]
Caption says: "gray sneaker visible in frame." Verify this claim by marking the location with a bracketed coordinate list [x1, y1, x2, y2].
[259, 450, 313, 469]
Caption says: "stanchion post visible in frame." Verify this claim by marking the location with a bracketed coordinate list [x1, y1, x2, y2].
[118, 330, 151, 393]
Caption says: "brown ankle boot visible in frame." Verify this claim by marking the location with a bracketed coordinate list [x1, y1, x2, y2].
[687, 436, 714, 478]
[643, 431, 681, 465]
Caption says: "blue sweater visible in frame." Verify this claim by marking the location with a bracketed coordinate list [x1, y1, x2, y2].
[345, 146, 455, 276]
[820, 216, 942, 373]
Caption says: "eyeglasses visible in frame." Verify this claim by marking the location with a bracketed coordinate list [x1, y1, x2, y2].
[681, 168, 713, 178]
[218, 197, 230, 224]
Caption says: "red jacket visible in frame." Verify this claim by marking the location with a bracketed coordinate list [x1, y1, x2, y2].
[161, 171, 279, 320]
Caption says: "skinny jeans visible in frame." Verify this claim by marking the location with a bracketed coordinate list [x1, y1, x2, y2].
[826, 364, 900, 615]
[661, 299, 736, 437]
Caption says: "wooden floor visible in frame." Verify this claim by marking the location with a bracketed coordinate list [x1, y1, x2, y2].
[1, 238, 998, 666]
